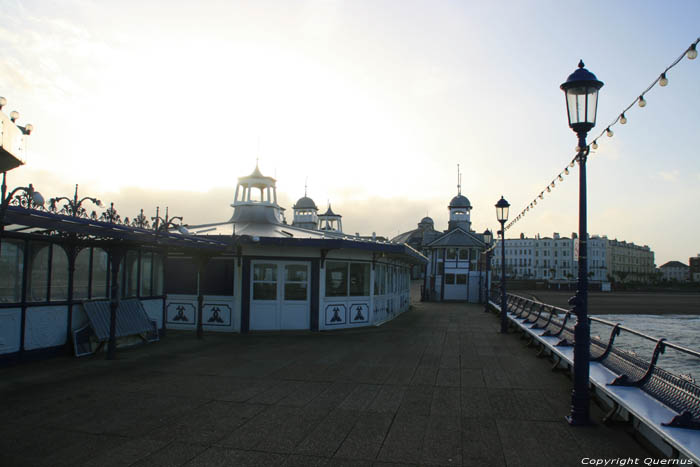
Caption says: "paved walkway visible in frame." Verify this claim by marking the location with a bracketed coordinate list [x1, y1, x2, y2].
[1, 300, 656, 466]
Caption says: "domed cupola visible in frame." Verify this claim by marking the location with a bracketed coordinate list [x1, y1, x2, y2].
[318, 203, 343, 233]
[292, 184, 319, 230]
[448, 167, 472, 231]
[418, 216, 434, 230]
[230, 162, 283, 224]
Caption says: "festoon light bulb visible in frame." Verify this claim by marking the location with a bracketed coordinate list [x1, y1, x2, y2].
[606, 128, 614, 137]
[688, 43, 698, 60]
[592, 140, 598, 150]
[620, 113, 627, 124]
[638, 96, 646, 107]
[659, 73, 668, 87]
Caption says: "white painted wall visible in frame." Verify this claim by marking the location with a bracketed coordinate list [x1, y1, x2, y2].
[0, 308, 21, 355]
[24, 306, 68, 350]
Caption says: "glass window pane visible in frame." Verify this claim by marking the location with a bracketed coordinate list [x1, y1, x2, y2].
[445, 273, 455, 285]
[202, 259, 234, 295]
[152, 253, 164, 295]
[140, 251, 153, 297]
[124, 250, 139, 298]
[0, 239, 24, 303]
[284, 283, 307, 300]
[458, 249, 469, 260]
[456, 274, 467, 285]
[253, 264, 277, 281]
[325, 261, 347, 297]
[380, 264, 386, 294]
[253, 282, 276, 300]
[165, 257, 197, 294]
[446, 248, 456, 260]
[91, 248, 108, 298]
[285, 264, 307, 282]
[350, 263, 370, 296]
[29, 243, 50, 302]
[74, 248, 91, 300]
[50, 246, 69, 302]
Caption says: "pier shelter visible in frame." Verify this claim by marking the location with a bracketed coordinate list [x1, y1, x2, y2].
[0, 164, 425, 363]
[393, 183, 489, 303]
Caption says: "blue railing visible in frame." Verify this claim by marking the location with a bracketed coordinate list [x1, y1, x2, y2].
[487, 288, 700, 430]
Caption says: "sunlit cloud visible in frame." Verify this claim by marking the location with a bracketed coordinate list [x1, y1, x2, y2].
[658, 170, 680, 182]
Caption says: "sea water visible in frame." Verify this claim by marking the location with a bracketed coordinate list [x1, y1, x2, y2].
[590, 314, 700, 381]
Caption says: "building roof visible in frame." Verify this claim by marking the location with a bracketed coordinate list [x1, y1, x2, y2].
[320, 204, 341, 218]
[293, 196, 318, 210]
[427, 227, 486, 248]
[449, 194, 471, 209]
[659, 261, 688, 269]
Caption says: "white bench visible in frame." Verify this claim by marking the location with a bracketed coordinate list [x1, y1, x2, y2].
[488, 297, 700, 464]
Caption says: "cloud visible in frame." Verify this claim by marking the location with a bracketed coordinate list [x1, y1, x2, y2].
[657, 170, 680, 182]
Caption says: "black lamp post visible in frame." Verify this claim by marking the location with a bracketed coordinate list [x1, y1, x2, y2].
[495, 196, 510, 333]
[483, 228, 493, 311]
[561, 60, 604, 426]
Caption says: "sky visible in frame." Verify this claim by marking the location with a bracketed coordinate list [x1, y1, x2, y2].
[2, 0, 699, 266]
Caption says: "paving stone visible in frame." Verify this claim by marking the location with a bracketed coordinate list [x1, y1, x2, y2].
[81, 438, 170, 467]
[295, 409, 361, 457]
[398, 385, 434, 416]
[461, 417, 506, 467]
[422, 414, 461, 466]
[460, 368, 485, 388]
[430, 386, 460, 416]
[130, 441, 209, 467]
[495, 420, 585, 467]
[367, 385, 406, 414]
[377, 413, 428, 464]
[460, 387, 494, 418]
[436, 367, 460, 387]
[184, 447, 286, 466]
[278, 381, 332, 407]
[338, 384, 381, 410]
[334, 412, 394, 460]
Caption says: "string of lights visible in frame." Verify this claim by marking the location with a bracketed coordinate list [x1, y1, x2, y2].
[502, 37, 698, 234]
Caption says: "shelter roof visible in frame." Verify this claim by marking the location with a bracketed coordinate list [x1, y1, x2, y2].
[427, 227, 486, 248]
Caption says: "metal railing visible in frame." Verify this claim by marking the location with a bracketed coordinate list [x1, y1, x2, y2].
[486, 288, 700, 429]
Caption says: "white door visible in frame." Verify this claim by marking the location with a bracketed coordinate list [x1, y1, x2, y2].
[250, 261, 310, 330]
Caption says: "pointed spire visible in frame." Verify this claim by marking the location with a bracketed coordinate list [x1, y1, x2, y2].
[457, 164, 462, 195]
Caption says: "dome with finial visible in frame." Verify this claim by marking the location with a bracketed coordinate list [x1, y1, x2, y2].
[293, 196, 317, 210]
[449, 194, 471, 209]
[419, 216, 434, 228]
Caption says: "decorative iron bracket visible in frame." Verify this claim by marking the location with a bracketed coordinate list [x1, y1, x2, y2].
[534, 306, 555, 330]
[591, 324, 621, 363]
[544, 311, 571, 338]
[662, 410, 700, 430]
[610, 338, 666, 387]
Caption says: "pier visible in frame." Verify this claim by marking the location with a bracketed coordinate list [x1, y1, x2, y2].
[1, 299, 656, 466]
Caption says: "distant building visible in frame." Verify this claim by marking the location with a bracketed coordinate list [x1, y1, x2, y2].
[659, 261, 689, 282]
[689, 255, 700, 282]
[392, 176, 489, 303]
[491, 232, 607, 283]
[491, 233, 655, 284]
[607, 239, 655, 282]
